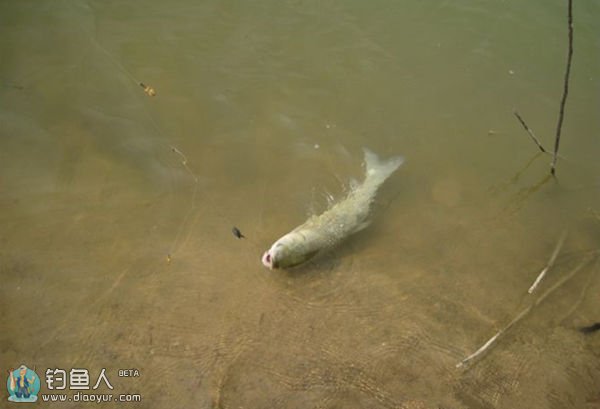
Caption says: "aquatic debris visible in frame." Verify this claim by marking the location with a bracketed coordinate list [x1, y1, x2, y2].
[232, 227, 245, 239]
[528, 229, 567, 294]
[550, 0, 574, 176]
[140, 82, 156, 97]
[262, 148, 403, 269]
[579, 323, 600, 334]
[513, 110, 547, 153]
[457, 256, 593, 369]
[510, 0, 573, 176]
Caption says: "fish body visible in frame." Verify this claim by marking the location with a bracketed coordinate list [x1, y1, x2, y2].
[262, 148, 404, 269]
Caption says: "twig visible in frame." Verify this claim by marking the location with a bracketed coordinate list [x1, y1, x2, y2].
[457, 255, 592, 368]
[456, 331, 503, 369]
[456, 306, 530, 369]
[550, 0, 574, 176]
[579, 323, 600, 334]
[559, 257, 598, 322]
[528, 229, 568, 294]
[513, 110, 546, 153]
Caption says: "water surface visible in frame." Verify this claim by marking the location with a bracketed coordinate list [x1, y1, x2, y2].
[1, 1, 599, 408]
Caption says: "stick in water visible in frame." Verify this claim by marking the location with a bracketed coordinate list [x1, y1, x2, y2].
[579, 323, 600, 334]
[457, 255, 593, 368]
[550, 0, 574, 176]
[513, 110, 546, 153]
[456, 306, 530, 369]
[528, 229, 568, 294]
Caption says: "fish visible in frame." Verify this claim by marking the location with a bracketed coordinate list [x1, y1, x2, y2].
[261, 148, 404, 269]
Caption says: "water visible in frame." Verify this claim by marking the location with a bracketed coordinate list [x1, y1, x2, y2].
[1, 1, 599, 408]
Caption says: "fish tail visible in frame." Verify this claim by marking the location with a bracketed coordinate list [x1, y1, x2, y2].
[363, 148, 404, 186]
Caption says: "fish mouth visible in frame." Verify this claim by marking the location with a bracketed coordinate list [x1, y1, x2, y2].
[261, 251, 274, 269]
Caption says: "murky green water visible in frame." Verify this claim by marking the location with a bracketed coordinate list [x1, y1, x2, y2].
[1, 1, 599, 408]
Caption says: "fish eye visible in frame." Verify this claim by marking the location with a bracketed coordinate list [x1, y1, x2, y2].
[266, 254, 271, 263]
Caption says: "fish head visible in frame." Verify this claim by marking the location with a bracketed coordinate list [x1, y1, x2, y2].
[262, 234, 297, 270]
[261, 249, 277, 269]
[261, 241, 288, 269]
[261, 233, 318, 270]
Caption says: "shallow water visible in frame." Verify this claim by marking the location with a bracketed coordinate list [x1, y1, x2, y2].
[1, 1, 599, 408]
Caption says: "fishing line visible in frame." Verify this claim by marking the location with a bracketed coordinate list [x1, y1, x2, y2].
[166, 145, 200, 259]
[165, 144, 266, 264]
[88, 36, 140, 86]
[84, 32, 199, 259]
[82, 21, 362, 271]
[81, 25, 267, 265]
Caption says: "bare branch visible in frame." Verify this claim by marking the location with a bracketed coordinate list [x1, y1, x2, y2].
[513, 110, 546, 153]
[550, 0, 574, 176]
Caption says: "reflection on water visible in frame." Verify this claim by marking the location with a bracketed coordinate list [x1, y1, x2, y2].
[1, 1, 599, 408]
